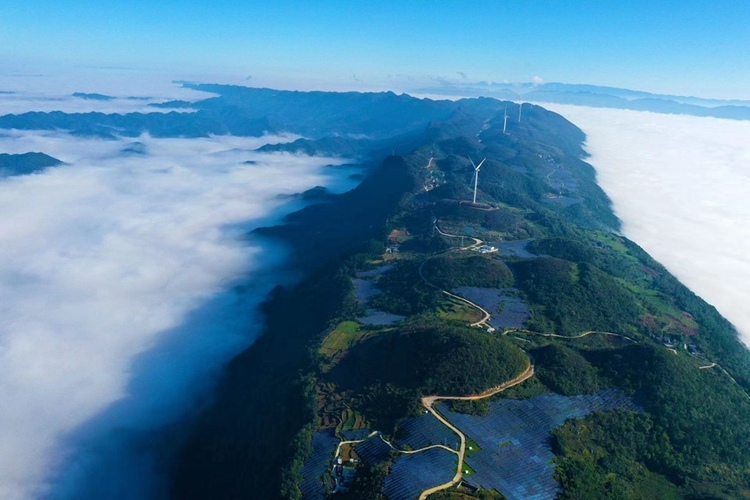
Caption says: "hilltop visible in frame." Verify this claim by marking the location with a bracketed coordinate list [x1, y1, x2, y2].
[0, 152, 62, 176]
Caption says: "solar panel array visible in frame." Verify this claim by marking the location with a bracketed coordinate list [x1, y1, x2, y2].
[494, 239, 537, 259]
[489, 296, 530, 330]
[394, 413, 460, 451]
[353, 434, 392, 464]
[438, 390, 642, 500]
[340, 428, 372, 441]
[299, 429, 339, 499]
[451, 287, 531, 329]
[383, 447, 457, 500]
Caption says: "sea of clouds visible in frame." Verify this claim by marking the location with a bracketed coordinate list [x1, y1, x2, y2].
[544, 104, 750, 346]
[0, 127, 361, 498]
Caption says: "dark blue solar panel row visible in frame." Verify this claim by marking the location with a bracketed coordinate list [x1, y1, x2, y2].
[383, 448, 457, 500]
[489, 297, 531, 330]
[299, 429, 338, 500]
[340, 428, 371, 440]
[353, 434, 392, 464]
[450, 287, 531, 329]
[437, 390, 641, 500]
[394, 413, 460, 451]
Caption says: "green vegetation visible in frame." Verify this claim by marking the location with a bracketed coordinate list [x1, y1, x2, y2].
[368, 261, 441, 316]
[529, 237, 595, 263]
[337, 461, 391, 500]
[332, 323, 527, 397]
[465, 436, 481, 458]
[319, 321, 362, 358]
[438, 295, 485, 324]
[533, 344, 606, 396]
[447, 399, 489, 416]
[494, 374, 549, 400]
[338, 408, 367, 433]
[550, 344, 750, 499]
[553, 410, 682, 500]
[514, 258, 642, 336]
[428, 488, 506, 499]
[422, 254, 514, 289]
[168, 87, 750, 499]
[329, 322, 527, 431]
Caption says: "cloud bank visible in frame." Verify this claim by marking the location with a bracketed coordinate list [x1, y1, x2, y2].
[545, 104, 750, 346]
[0, 130, 359, 499]
[0, 71, 215, 114]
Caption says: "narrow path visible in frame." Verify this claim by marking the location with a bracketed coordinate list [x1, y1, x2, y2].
[433, 223, 482, 249]
[334, 431, 458, 462]
[418, 362, 535, 499]
[504, 328, 637, 344]
[440, 289, 492, 328]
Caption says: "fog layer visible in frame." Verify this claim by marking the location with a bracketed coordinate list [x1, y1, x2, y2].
[546, 104, 750, 345]
[0, 130, 357, 499]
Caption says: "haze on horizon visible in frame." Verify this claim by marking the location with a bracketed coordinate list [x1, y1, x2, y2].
[1, 1, 749, 100]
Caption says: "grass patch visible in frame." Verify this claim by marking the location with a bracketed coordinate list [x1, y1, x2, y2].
[319, 321, 362, 358]
[465, 436, 481, 459]
[438, 296, 484, 324]
[494, 374, 549, 400]
[460, 461, 477, 477]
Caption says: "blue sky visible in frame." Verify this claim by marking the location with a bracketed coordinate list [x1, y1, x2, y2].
[1, 1, 749, 99]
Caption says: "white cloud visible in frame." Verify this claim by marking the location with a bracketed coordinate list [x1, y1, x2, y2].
[0, 131, 359, 499]
[531, 75, 544, 85]
[543, 103, 750, 346]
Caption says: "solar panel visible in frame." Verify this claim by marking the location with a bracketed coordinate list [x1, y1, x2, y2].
[394, 413, 460, 451]
[434, 390, 641, 500]
[353, 434, 392, 464]
[383, 448, 457, 500]
[450, 287, 531, 329]
[340, 428, 372, 441]
[299, 429, 339, 499]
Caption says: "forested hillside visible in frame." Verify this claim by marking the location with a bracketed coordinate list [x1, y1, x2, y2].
[164, 85, 750, 499]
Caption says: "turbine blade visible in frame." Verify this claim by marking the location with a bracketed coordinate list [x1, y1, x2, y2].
[477, 158, 486, 170]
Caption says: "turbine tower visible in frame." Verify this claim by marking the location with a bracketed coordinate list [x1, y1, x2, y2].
[518, 102, 523, 122]
[471, 157, 487, 204]
[502, 107, 509, 134]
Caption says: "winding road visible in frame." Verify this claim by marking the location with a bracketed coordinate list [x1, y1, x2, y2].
[504, 328, 638, 344]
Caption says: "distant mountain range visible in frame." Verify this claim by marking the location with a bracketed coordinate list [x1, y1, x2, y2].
[415, 81, 750, 120]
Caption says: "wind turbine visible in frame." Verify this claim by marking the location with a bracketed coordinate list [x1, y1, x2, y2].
[502, 107, 509, 134]
[471, 157, 486, 204]
[518, 102, 523, 122]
